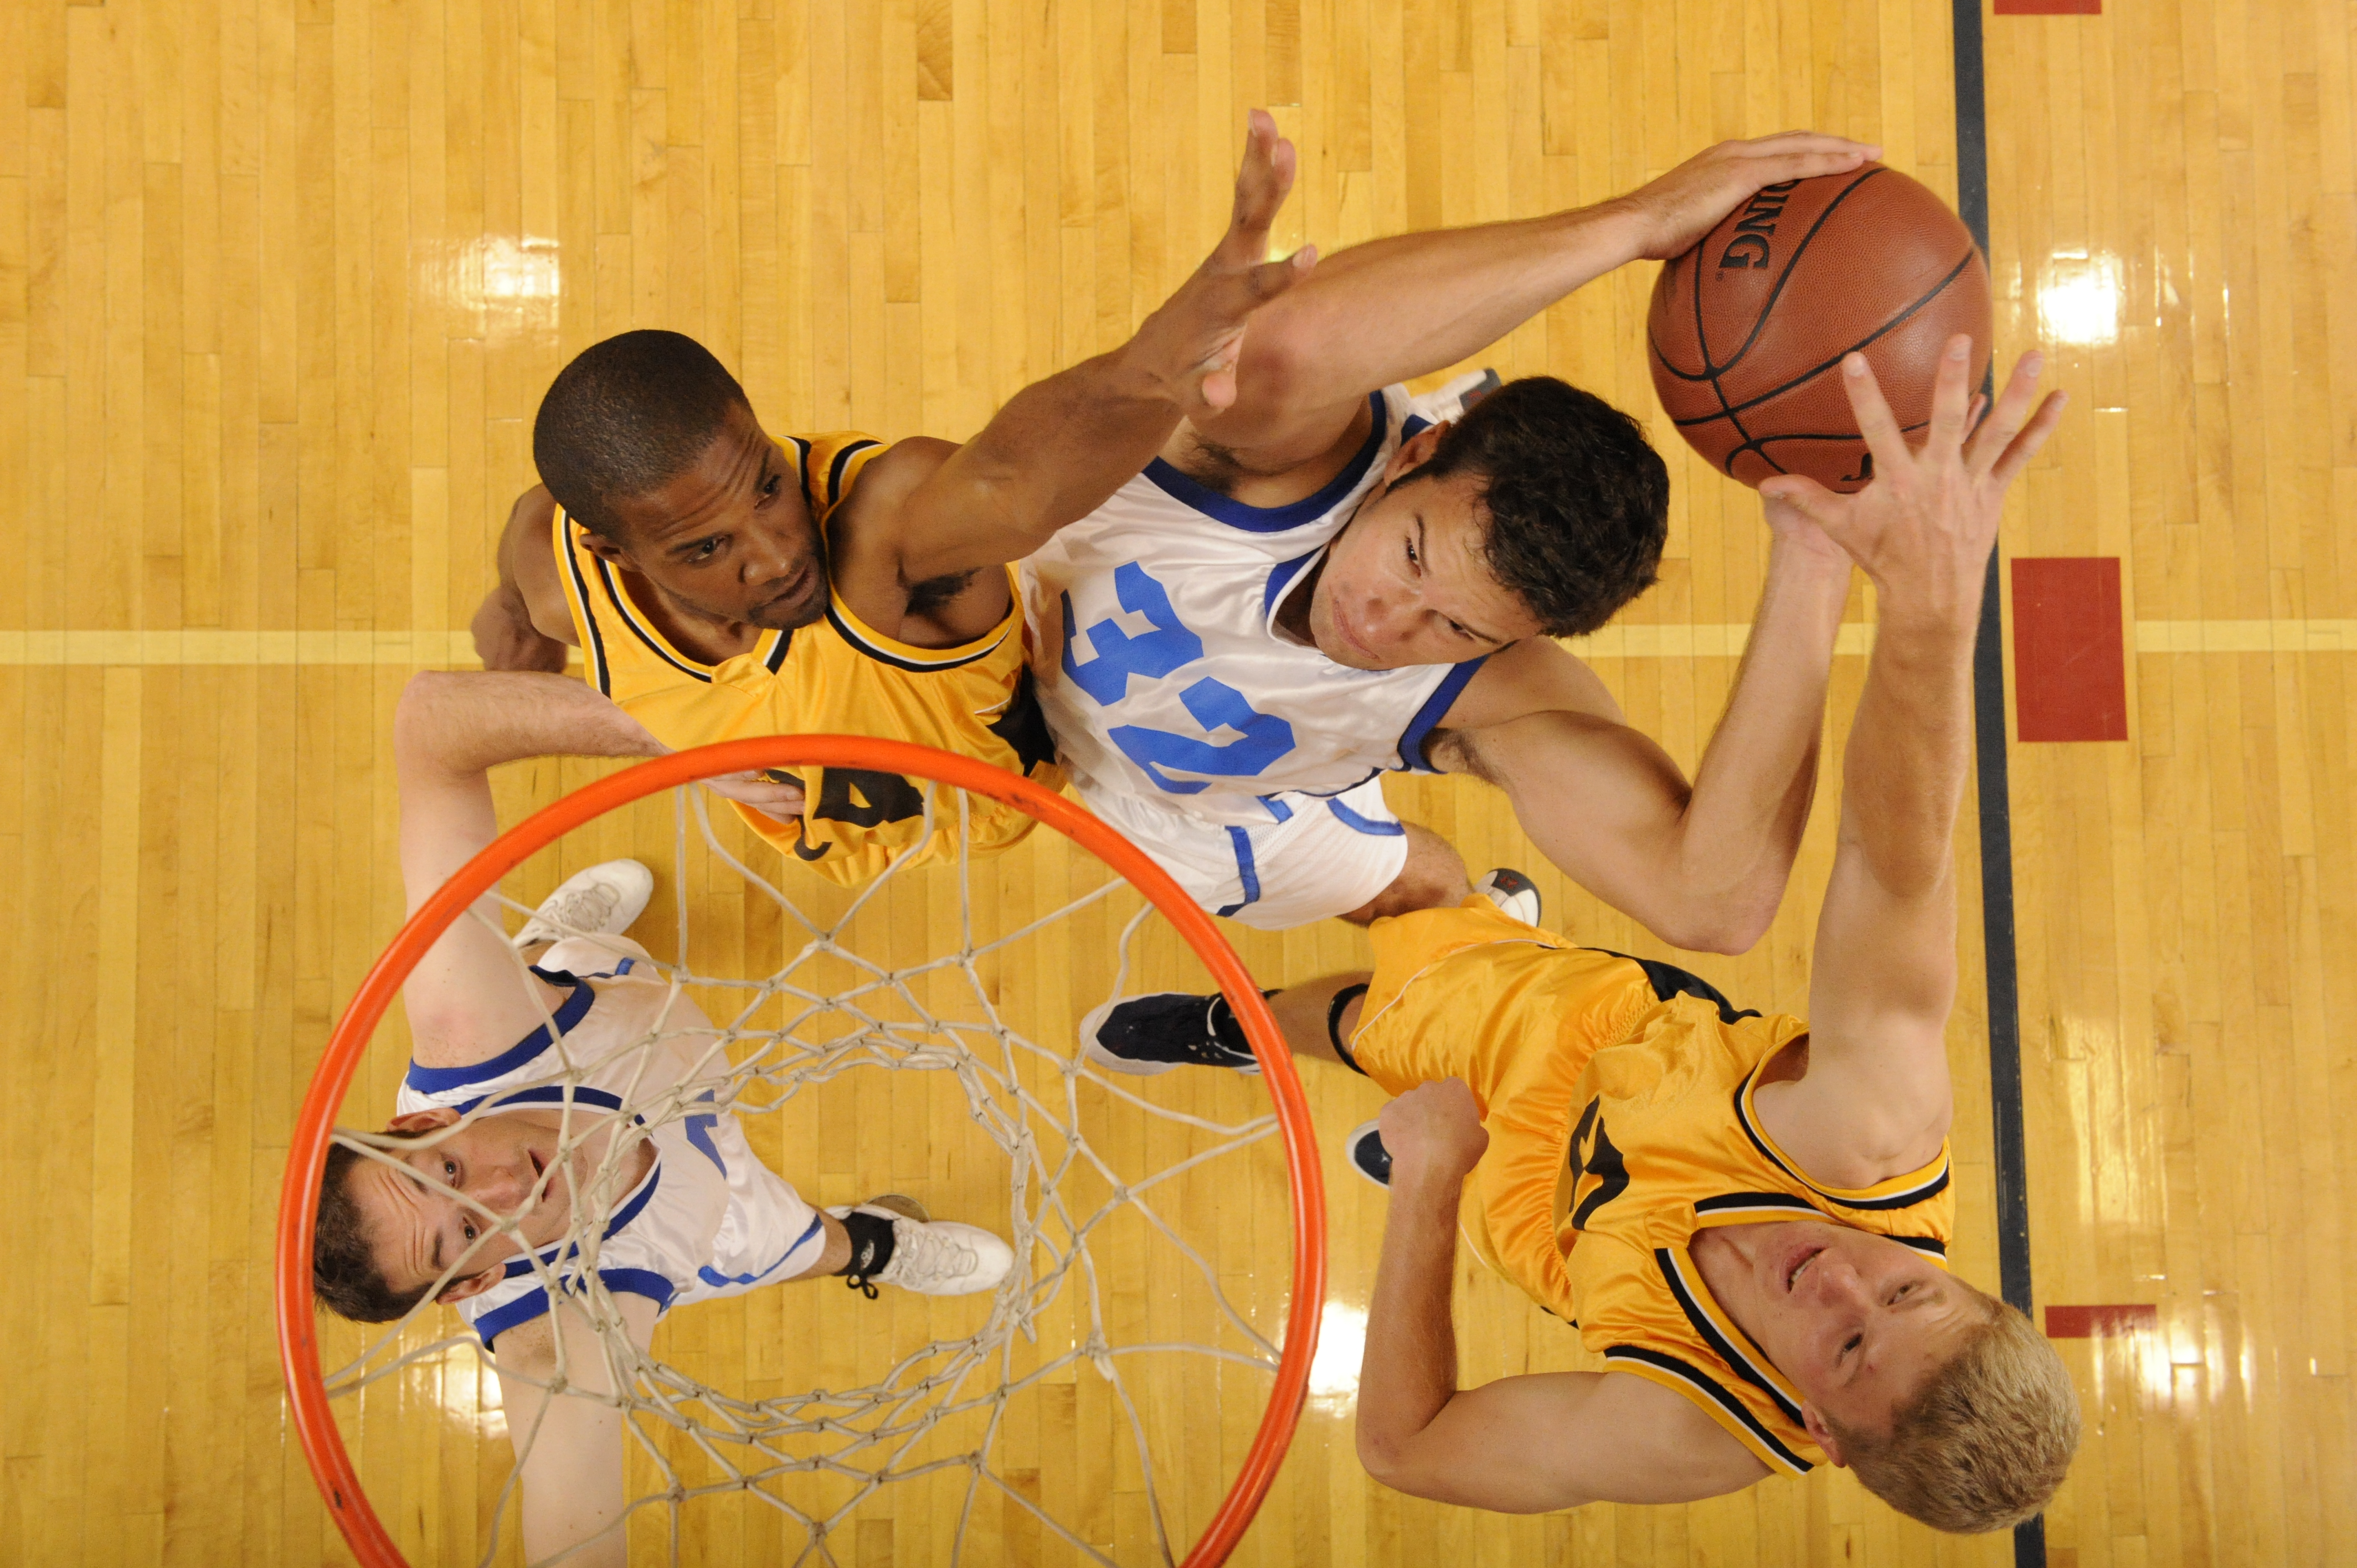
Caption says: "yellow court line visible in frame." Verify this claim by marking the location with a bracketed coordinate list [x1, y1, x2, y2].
[0, 622, 2350, 666]
[0, 630, 530, 665]
[2129, 620, 2357, 652]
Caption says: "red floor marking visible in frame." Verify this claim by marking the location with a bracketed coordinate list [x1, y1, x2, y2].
[2044, 1303, 2158, 1338]
[1995, 0, 2101, 13]
[2011, 558, 2129, 742]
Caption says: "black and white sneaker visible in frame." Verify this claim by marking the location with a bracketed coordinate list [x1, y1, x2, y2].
[829, 1194, 1015, 1297]
[1079, 991, 1270, 1076]
[1344, 1120, 1392, 1190]
[1473, 867, 1542, 927]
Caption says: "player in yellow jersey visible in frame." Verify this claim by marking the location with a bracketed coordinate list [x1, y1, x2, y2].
[466, 114, 1314, 883]
[1099, 345, 2082, 1530]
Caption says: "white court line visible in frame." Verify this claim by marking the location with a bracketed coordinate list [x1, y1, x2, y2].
[0, 622, 2349, 666]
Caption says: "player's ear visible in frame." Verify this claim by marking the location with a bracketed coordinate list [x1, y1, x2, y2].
[386, 1107, 461, 1138]
[576, 528, 635, 566]
[1800, 1404, 1849, 1467]
[1382, 420, 1449, 482]
[436, 1266, 505, 1304]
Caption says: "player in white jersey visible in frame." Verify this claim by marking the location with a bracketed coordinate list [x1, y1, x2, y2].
[308, 670, 1014, 1566]
[1027, 133, 1883, 971]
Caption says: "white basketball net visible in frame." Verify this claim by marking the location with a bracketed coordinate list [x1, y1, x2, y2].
[319, 781, 1303, 1567]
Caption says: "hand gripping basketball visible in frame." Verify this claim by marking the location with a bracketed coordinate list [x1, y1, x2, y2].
[1759, 340, 2067, 623]
[1613, 131, 1883, 262]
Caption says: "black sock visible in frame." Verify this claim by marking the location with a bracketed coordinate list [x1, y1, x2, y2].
[1205, 989, 1281, 1056]
[1327, 982, 1371, 1076]
[836, 1208, 897, 1296]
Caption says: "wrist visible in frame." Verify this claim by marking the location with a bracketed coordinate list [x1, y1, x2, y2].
[1388, 1154, 1476, 1202]
[1561, 197, 1653, 271]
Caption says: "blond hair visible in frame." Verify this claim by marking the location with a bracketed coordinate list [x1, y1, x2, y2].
[1831, 1293, 2081, 1533]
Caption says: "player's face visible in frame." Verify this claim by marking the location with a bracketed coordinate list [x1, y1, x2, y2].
[1308, 439, 1542, 670]
[588, 399, 829, 632]
[1706, 1219, 1989, 1447]
[347, 1108, 599, 1303]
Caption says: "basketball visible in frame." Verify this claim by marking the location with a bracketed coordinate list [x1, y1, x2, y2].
[1646, 164, 1993, 492]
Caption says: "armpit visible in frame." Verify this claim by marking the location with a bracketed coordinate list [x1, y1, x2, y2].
[1423, 726, 1499, 784]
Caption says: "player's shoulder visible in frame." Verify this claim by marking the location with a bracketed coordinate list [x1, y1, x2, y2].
[824, 436, 955, 562]
[1438, 636, 1621, 732]
[836, 436, 955, 510]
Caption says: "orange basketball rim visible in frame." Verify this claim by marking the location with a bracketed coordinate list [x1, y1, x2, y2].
[274, 735, 1327, 1568]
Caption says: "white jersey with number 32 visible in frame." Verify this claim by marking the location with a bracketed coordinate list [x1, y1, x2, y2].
[1021, 384, 1489, 832]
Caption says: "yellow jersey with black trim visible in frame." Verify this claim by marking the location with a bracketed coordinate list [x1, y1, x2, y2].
[1555, 1000, 1954, 1479]
[551, 431, 1063, 885]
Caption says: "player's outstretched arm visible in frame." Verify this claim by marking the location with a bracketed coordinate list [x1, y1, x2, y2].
[1185, 132, 1880, 474]
[1356, 1082, 1768, 1509]
[1754, 343, 2066, 1185]
[491, 1294, 660, 1568]
[868, 110, 1314, 586]
[393, 670, 803, 1065]
[1428, 501, 1852, 955]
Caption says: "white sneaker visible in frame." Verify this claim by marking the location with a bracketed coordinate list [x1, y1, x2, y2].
[1474, 867, 1542, 927]
[830, 1198, 1015, 1297]
[513, 859, 655, 948]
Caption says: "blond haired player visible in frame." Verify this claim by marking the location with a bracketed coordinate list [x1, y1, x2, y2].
[1150, 344, 2082, 1528]
[469, 115, 1312, 883]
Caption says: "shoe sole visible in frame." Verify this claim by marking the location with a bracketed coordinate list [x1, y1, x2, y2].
[1077, 998, 1260, 1076]
[1475, 868, 1542, 929]
[1344, 1118, 1392, 1190]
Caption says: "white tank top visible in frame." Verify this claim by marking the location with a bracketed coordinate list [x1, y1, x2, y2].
[1021, 384, 1488, 829]
[397, 938, 825, 1345]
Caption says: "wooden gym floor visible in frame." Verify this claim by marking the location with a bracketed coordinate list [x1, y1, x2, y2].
[1, 0, 2351, 1563]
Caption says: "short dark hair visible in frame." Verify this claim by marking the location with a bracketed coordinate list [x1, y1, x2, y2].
[313, 1139, 437, 1324]
[532, 329, 753, 538]
[1396, 375, 1669, 637]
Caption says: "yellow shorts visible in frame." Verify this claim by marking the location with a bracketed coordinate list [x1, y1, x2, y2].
[1347, 898, 1661, 1322]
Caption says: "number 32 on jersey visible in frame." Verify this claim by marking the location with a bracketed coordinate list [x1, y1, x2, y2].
[1059, 561, 1296, 795]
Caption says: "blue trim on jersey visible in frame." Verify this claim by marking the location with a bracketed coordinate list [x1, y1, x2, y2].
[471, 1266, 677, 1348]
[598, 1267, 678, 1309]
[452, 1083, 631, 1118]
[1258, 794, 1294, 824]
[471, 1290, 555, 1346]
[1402, 412, 1432, 440]
[404, 974, 596, 1096]
[697, 1212, 826, 1291]
[1141, 393, 1389, 533]
[1262, 549, 1321, 619]
[1325, 796, 1406, 837]
[1214, 826, 1262, 917]
[1396, 657, 1489, 772]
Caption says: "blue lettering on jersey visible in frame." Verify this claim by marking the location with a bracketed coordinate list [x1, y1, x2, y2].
[1110, 676, 1296, 793]
[1061, 563, 1205, 704]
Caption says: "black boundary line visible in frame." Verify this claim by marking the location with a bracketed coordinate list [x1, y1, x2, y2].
[1949, 4, 2045, 1567]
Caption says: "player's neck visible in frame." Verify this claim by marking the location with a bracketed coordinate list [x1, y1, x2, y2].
[616, 565, 774, 665]
[1272, 555, 1325, 646]
[1686, 1226, 1790, 1373]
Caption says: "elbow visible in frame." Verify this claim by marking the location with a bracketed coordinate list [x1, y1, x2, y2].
[1354, 1429, 1415, 1493]
[1649, 870, 1789, 956]
[394, 671, 453, 745]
